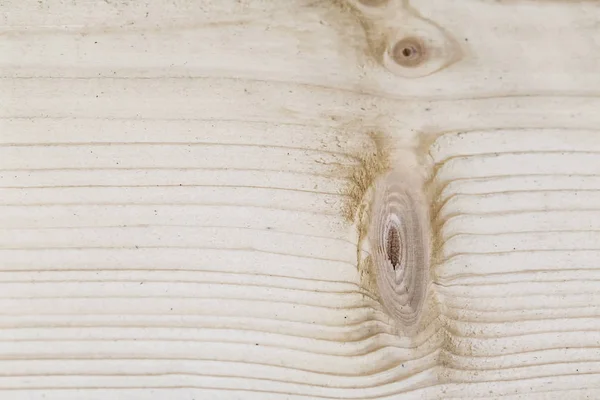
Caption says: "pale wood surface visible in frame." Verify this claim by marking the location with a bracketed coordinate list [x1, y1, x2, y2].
[1, 0, 600, 399]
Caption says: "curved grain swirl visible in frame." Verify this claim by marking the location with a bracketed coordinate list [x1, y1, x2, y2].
[368, 169, 430, 330]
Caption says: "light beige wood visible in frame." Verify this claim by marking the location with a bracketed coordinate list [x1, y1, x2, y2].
[1, 0, 599, 398]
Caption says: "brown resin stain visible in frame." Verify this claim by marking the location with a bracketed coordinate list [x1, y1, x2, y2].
[342, 131, 390, 224]
[340, 131, 390, 296]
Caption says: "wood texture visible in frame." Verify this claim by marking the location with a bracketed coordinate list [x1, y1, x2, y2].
[1, 0, 600, 398]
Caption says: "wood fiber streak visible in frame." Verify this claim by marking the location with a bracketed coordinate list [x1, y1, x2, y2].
[1, 0, 599, 398]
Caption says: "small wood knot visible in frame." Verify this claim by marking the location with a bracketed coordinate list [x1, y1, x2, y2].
[391, 37, 426, 68]
[386, 225, 401, 270]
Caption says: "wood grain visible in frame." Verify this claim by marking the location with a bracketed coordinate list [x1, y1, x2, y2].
[1, 0, 599, 398]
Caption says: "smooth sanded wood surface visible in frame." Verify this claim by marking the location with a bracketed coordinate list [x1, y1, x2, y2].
[1, 0, 600, 399]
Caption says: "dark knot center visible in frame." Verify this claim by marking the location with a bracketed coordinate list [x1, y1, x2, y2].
[386, 225, 401, 270]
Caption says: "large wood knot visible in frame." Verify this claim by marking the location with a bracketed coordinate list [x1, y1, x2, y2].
[368, 169, 430, 330]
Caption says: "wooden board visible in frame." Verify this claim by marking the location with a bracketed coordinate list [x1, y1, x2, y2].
[1, 0, 599, 398]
